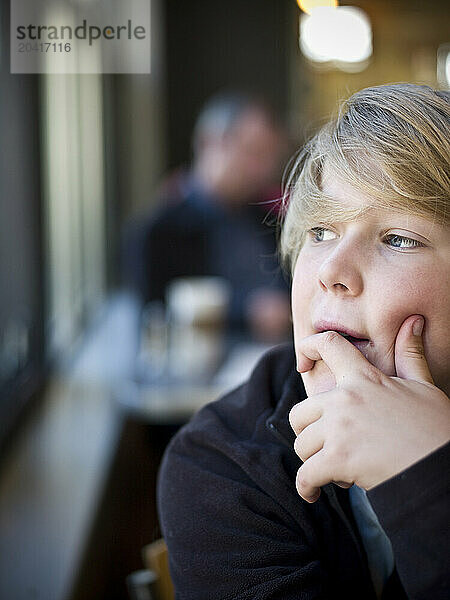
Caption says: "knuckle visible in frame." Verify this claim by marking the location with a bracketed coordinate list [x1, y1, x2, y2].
[341, 387, 362, 406]
[403, 344, 425, 360]
[363, 365, 385, 386]
[296, 468, 311, 493]
[293, 435, 303, 459]
[288, 403, 302, 429]
[338, 414, 354, 430]
[326, 441, 350, 465]
[289, 406, 301, 434]
[288, 407, 296, 429]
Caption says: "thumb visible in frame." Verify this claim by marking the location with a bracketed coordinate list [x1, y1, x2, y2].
[394, 315, 434, 384]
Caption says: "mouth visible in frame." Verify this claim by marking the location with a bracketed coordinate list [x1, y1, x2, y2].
[314, 320, 371, 350]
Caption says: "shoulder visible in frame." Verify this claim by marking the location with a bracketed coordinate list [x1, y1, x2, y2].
[156, 344, 330, 599]
[157, 342, 302, 514]
[367, 442, 450, 599]
[172, 342, 295, 448]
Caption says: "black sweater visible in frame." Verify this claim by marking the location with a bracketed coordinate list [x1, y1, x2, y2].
[157, 343, 449, 599]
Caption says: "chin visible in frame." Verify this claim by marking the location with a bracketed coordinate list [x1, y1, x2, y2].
[300, 361, 337, 396]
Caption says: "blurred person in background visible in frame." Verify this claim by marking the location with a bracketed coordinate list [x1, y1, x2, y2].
[122, 91, 291, 343]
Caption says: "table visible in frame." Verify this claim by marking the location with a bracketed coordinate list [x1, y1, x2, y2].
[114, 341, 273, 424]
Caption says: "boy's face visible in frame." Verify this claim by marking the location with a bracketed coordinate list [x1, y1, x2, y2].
[292, 165, 450, 396]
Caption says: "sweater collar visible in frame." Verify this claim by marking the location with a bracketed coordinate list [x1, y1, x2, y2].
[264, 349, 307, 449]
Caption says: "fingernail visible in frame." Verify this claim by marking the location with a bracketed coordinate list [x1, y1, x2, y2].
[304, 492, 320, 503]
[413, 316, 424, 336]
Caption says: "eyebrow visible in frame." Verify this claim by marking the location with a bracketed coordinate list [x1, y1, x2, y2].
[301, 195, 372, 228]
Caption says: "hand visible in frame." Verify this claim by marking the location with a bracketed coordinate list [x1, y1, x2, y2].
[289, 315, 450, 503]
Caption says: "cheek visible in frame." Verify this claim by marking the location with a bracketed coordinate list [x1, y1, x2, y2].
[368, 266, 450, 382]
[292, 253, 335, 395]
[370, 265, 447, 331]
[291, 254, 315, 338]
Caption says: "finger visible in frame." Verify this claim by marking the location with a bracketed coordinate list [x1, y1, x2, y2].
[293, 420, 324, 462]
[296, 331, 374, 384]
[394, 315, 434, 385]
[295, 450, 337, 503]
[289, 397, 323, 435]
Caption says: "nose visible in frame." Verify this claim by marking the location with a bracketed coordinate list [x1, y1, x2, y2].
[317, 239, 364, 297]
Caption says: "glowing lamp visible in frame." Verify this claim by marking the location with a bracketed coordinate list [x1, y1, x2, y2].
[297, 0, 338, 14]
[300, 6, 372, 70]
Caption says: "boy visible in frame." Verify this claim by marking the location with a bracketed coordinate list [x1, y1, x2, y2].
[157, 84, 450, 599]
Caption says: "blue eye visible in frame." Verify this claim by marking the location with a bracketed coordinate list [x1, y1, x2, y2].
[309, 227, 338, 242]
[384, 234, 424, 249]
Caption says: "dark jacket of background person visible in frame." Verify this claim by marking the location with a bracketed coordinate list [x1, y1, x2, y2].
[123, 171, 287, 332]
[157, 343, 449, 599]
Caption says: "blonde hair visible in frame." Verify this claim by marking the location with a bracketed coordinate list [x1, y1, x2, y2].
[279, 83, 450, 276]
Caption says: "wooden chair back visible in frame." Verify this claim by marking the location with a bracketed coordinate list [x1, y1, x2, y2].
[142, 538, 175, 600]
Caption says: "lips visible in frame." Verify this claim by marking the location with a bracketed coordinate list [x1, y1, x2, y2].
[313, 320, 371, 349]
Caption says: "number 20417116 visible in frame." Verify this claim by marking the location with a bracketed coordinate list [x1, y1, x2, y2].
[18, 42, 71, 52]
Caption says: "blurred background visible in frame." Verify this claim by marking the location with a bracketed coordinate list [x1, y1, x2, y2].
[0, 1, 449, 599]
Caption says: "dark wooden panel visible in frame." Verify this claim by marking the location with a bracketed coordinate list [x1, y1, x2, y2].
[164, 0, 292, 168]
